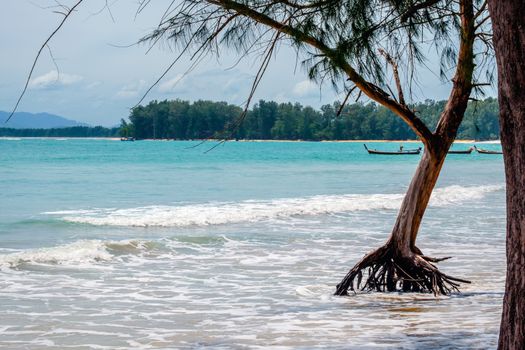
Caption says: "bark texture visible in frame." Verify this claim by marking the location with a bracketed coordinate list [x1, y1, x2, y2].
[335, 0, 475, 296]
[487, 1, 525, 349]
[334, 140, 469, 295]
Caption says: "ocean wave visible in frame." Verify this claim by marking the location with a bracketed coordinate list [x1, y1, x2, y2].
[430, 184, 503, 205]
[476, 140, 501, 144]
[0, 240, 153, 269]
[44, 184, 504, 228]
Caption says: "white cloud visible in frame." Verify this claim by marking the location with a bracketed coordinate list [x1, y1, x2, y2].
[292, 79, 319, 97]
[115, 80, 147, 99]
[28, 70, 84, 89]
[273, 92, 288, 103]
[158, 74, 185, 93]
[223, 73, 251, 94]
[85, 81, 102, 90]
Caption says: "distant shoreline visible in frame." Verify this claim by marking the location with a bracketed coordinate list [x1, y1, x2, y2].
[0, 136, 499, 143]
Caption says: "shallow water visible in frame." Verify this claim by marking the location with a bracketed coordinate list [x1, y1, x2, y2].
[0, 139, 506, 349]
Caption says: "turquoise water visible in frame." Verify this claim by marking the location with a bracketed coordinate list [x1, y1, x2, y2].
[0, 139, 506, 349]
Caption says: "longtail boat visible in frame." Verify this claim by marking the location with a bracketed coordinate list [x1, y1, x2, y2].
[448, 147, 473, 154]
[364, 144, 421, 155]
[473, 145, 503, 154]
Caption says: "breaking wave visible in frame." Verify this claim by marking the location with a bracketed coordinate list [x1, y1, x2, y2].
[44, 184, 503, 228]
[0, 240, 154, 269]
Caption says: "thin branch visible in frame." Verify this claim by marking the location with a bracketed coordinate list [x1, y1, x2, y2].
[378, 48, 406, 106]
[434, 0, 476, 140]
[46, 44, 60, 80]
[336, 85, 357, 116]
[207, 0, 434, 144]
[400, 0, 441, 22]
[134, 10, 227, 107]
[474, 0, 487, 19]
[6, 0, 84, 124]
[204, 24, 283, 153]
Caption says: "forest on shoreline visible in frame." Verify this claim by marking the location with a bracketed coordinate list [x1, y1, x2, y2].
[0, 126, 120, 138]
[0, 98, 499, 140]
[122, 97, 499, 141]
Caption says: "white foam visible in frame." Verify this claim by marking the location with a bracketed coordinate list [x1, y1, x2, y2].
[295, 285, 333, 297]
[430, 184, 504, 205]
[0, 240, 151, 269]
[44, 184, 504, 228]
[476, 140, 501, 144]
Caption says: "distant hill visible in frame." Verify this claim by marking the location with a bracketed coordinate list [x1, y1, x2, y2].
[0, 111, 88, 129]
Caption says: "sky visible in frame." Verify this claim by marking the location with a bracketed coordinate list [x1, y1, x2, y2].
[0, 0, 493, 127]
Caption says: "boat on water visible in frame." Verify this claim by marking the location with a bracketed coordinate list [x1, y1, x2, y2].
[363, 144, 421, 155]
[448, 147, 473, 154]
[474, 145, 502, 154]
[120, 137, 135, 142]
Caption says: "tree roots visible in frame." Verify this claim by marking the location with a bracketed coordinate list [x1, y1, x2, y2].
[334, 244, 471, 296]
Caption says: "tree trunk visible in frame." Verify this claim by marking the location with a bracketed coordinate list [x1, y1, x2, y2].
[389, 148, 447, 255]
[335, 0, 476, 296]
[335, 143, 470, 295]
[487, 1, 525, 349]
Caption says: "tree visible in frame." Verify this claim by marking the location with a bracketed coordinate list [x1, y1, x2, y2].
[486, 1, 525, 349]
[9, 0, 493, 295]
[140, 0, 491, 294]
[117, 97, 498, 140]
[119, 118, 132, 137]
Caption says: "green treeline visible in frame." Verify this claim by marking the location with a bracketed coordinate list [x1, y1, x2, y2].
[0, 98, 499, 140]
[123, 97, 499, 140]
[0, 126, 120, 137]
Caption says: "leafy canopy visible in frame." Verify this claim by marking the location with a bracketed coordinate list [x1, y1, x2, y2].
[141, 0, 492, 98]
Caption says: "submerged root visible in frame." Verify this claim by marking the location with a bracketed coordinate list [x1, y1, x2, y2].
[334, 244, 470, 296]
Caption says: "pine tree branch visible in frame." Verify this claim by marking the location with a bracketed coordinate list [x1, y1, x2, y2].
[379, 48, 406, 106]
[434, 0, 476, 142]
[400, 0, 441, 22]
[207, 0, 434, 144]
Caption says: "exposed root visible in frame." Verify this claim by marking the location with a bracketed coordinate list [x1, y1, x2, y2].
[334, 244, 470, 296]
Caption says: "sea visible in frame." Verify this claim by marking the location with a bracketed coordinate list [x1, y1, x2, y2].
[0, 138, 506, 349]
